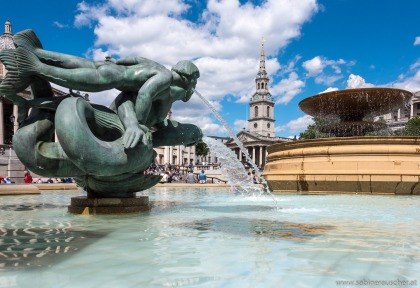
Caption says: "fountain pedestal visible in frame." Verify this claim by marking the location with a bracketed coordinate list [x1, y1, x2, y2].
[68, 196, 150, 214]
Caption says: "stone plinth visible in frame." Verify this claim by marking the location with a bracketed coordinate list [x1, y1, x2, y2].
[68, 196, 150, 214]
[264, 136, 420, 195]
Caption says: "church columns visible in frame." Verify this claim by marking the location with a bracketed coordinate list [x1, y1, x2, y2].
[252, 147, 256, 164]
[13, 104, 18, 133]
[169, 146, 173, 164]
[259, 146, 263, 168]
[0, 97, 3, 144]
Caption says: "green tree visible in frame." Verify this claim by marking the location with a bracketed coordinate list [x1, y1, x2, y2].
[403, 117, 420, 136]
[195, 142, 209, 158]
[299, 117, 332, 139]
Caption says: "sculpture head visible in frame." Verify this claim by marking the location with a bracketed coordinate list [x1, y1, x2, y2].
[171, 60, 200, 102]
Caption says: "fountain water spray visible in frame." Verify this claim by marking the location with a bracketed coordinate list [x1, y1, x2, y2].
[204, 136, 261, 195]
[193, 89, 275, 199]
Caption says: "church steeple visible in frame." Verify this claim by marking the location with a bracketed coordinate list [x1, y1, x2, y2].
[248, 38, 275, 137]
[254, 37, 269, 96]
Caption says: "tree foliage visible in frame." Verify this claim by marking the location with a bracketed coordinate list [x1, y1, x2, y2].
[195, 142, 209, 157]
[299, 117, 332, 139]
[403, 117, 420, 136]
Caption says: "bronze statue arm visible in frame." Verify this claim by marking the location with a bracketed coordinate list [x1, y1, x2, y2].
[115, 57, 144, 66]
[134, 71, 172, 124]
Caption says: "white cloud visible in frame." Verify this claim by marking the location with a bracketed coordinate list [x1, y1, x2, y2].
[70, 0, 319, 135]
[414, 36, 420, 46]
[271, 72, 305, 104]
[276, 115, 313, 134]
[392, 70, 420, 92]
[346, 74, 374, 89]
[234, 119, 248, 132]
[302, 56, 324, 77]
[381, 59, 420, 93]
[302, 56, 354, 85]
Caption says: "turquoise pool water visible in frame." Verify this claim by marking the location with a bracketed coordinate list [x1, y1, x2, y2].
[0, 188, 419, 287]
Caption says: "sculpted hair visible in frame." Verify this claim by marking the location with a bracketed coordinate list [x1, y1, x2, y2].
[172, 60, 200, 79]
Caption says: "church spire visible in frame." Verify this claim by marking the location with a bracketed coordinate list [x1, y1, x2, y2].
[253, 37, 270, 98]
[258, 37, 267, 77]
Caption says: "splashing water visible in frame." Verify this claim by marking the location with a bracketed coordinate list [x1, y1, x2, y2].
[193, 89, 275, 199]
[203, 136, 261, 196]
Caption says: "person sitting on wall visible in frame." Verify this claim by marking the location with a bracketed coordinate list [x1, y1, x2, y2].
[186, 170, 196, 184]
[24, 171, 33, 184]
[198, 170, 207, 184]
[4, 177, 12, 184]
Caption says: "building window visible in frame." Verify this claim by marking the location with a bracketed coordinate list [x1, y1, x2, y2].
[267, 133, 270, 137]
[267, 123, 270, 128]
[417, 103, 420, 109]
[267, 106, 270, 117]
[255, 106, 258, 117]
[254, 123, 257, 128]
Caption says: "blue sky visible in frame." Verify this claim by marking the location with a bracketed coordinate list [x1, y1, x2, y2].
[2, 0, 419, 138]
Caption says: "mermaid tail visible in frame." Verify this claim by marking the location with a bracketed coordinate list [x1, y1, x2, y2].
[13, 29, 43, 50]
[0, 47, 41, 94]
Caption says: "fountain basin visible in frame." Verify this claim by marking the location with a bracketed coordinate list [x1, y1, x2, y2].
[264, 136, 420, 194]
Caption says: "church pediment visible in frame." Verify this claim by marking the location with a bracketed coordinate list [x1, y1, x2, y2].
[225, 131, 264, 145]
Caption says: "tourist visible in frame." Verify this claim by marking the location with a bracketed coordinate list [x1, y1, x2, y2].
[186, 170, 196, 183]
[161, 172, 169, 183]
[198, 170, 207, 184]
[253, 175, 258, 184]
[4, 176, 11, 184]
[36, 178, 42, 183]
[23, 171, 33, 184]
[47, 178, 53, 183]
[188, 160, 194, 170]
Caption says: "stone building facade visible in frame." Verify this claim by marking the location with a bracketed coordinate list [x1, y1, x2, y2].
[376, 91, 420, 131]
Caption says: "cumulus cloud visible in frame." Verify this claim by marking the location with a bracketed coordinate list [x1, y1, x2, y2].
[302, 56, 353, 85]
[391, 59, 420, 92]
[234, 119, 249, 132]
[414, 36, 420, 46]
[276, 115, 313, 134]
[302, 56, 324, 77]
[271, 72, 305, 104]
[72, 0, 319, 134]
[346, 74, 374, 89]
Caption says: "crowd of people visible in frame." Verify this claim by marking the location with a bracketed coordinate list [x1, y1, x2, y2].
[143, 162, 208, 184]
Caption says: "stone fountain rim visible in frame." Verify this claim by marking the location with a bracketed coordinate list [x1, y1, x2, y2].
[267, 136, 420, 154]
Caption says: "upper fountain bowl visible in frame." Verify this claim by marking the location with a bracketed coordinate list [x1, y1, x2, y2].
[299, 88, 413, 121]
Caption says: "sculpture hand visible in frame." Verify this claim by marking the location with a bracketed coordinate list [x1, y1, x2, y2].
[123, 125, 148, 149]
